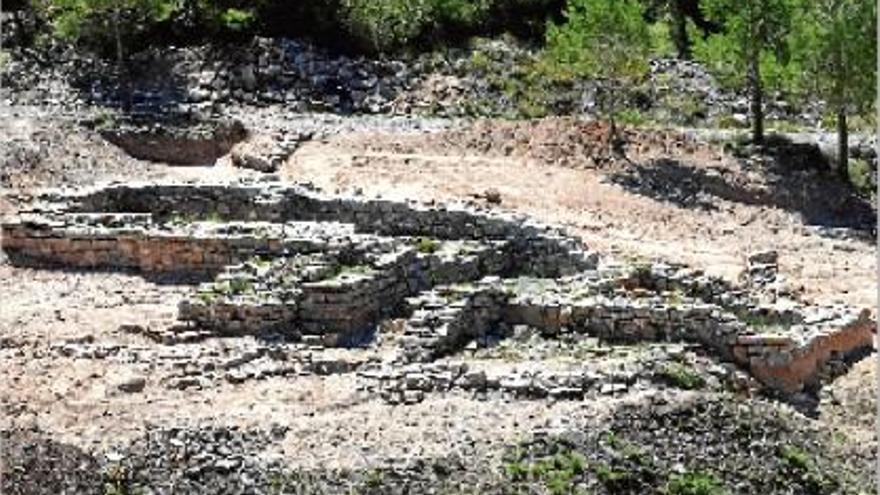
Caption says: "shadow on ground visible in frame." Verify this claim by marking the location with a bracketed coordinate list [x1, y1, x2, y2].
[608, 137, 875, 233]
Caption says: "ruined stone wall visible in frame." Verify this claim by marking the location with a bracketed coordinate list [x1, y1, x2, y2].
[396, 272, 873, 393]
[3, 181, 873, 395]
[2, 216, 352, 275]
[3, 181, 595, 278]
[177, 240, 513, 343]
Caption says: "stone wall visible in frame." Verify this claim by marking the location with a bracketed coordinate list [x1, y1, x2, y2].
[100, 118, 248, 165]
[2, 180, 873, 395]
[2, 214, 356, 275]
[3, 181, 596, 278]
[395, 272, 874, 393]
[177, 240, 512, 343]
[400, 281, 507, 363]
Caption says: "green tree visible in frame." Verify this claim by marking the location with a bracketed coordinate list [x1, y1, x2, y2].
[340, 0, 433, 54]
[37, 0, 179, 109]
[39, 0, 177, 65]
[645, 0, 694, 59]
[696, 0, 795, 144]
[789, 0, 877, 179]
[545, 0, 651, 144]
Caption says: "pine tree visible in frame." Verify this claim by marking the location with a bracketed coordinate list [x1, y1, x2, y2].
[697, 0, 795, 145]
[789, 0, 877, 179]
[545, 0, 651, 144]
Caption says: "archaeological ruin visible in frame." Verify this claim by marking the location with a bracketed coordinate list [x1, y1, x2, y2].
[1, 179, 873, 400]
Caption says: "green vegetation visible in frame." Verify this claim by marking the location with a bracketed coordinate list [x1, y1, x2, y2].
[415, 237, 441, 254]
[788, 0, 876, 179]
[26, 0, 879, 154]
[663, 289, 686, 307]
[35, 0, 177, 61]
[779, 445, 811, 471]
[777, 445, 841, 492]
[228, 277, 254, 295]
[848, 159, 874, 197]
[595, 463, 639, 490]
[197, 291, 217, 304]
[320, 264, 377, 283]
[694, 0, 796, 145]
[102, 464, 131, 495]
[657, 362, 706, 390]
[738, 311, 790, 331]
[663, 471, 726, 495]
[363, 468, 385, 489]
[545, 0, 651, 141]
[504, 448, 587, 495]
[632, 261, 653, 280]
[340, 0, 434, 53]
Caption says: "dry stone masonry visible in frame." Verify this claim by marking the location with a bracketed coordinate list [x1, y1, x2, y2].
[1, 179, 873, 396]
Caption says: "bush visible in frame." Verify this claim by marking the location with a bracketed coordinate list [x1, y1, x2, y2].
[664, 471, 726, 495]
[544, 0, 651, 131]
[657, 363, 706, 390]
[415, 237, 441, 254]
[340, 0, 434, 53]
[648, 18, 677, 58]
[35, 0, 178, 57]
[35, 0, 565, 56]
[848, 158, 875, 197]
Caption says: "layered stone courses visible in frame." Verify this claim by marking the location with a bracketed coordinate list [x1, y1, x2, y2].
[1, 180, 873, 394]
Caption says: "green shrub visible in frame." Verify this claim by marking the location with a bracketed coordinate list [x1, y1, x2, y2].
[432, 0, 491, 28]
[37, 0, 178, 57]
[340, 0, 433, 53]
[657, 363, 706, 390]
[219, 8, 255, 32]
[664, 471, 726, 495]
[545, 0, 650, 81]
[617, 108, 647, 127]
[228, 277, 254, 295]
[415, 237, 441, 254]
[648, 19, 677, 58]
[779, 446, 811, 471]
[595, 463, 636, 490]
[848, 158, 874, 197]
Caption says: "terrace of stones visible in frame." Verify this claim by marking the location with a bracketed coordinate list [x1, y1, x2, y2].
[1, 179, 873, 398]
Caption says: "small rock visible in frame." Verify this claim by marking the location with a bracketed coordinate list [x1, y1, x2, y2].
[115, 375, 147, 393]
[484, 188, 502, 204]
[747, 249, 778, 266]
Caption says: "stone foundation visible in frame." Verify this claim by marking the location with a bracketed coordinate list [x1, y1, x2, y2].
[1, 179, 873, 395]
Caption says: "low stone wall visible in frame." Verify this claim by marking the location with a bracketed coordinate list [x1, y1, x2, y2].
[4, 181, 597, 278]
[3, 180, 873, 396]
[740, 313, 874, 393]
[297, 250, 416, 343]
[2, 216, 355, 275]
[177, 240, 513, 343]
[394, 273, 874, 393]
[178, 253, 336, 337]
[400, 281, 507, 362]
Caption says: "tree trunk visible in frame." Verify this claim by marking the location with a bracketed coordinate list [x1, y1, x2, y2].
[837, 109, 849, 181]
[112, 6, 132, 111]
[672, 0, 691, 59]
[748, 51, 764, 145]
